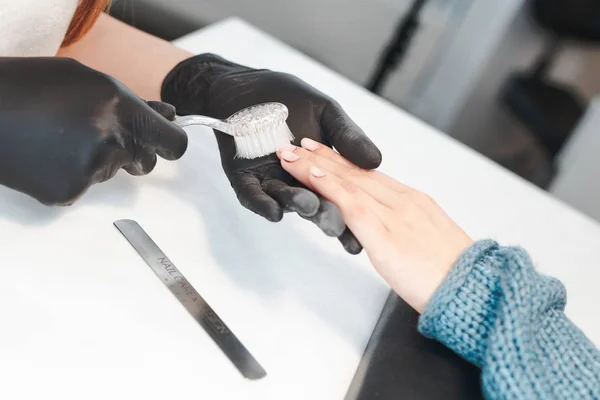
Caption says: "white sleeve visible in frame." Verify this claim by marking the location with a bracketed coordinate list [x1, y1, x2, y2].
[0, 0, 79, 57]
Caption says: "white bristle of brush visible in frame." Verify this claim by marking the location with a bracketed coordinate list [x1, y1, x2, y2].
[234, 121, 294, 159]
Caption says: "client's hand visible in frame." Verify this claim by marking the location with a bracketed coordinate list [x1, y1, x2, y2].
[276, 139, 473, 313]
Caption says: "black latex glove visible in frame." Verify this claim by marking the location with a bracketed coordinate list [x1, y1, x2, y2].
[162, 54, 382, 254]
[0, 57, 188, 205]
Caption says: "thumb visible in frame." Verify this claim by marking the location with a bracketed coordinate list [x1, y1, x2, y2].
[146, 100, 177, 121]
[320, 101, 382, 169]
[131, 101, 189, 161]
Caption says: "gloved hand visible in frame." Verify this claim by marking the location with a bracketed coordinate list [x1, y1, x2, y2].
[161, 54, 382, 254]
[0, 57, 188, 205]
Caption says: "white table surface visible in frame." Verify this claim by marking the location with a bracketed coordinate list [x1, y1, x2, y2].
[1, 17, 600, 400]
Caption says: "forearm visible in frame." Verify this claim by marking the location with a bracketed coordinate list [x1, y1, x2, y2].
[419, 241, 600, 399]
[57, 14, 192, 100]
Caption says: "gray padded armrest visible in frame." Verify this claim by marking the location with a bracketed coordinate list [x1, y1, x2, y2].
[109, 0, 204, 40]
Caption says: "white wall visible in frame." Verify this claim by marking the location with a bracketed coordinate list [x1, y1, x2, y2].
[143, 0, 407, 82]
[139, 0, 468, 107]
[408, 0, 523, 130]
[550, 98, 600, 222]
[449, 4, 545, 149]
[136, 0, 526, 135]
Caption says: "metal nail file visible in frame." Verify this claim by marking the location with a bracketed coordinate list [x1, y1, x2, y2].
[113, 219, 267, 380]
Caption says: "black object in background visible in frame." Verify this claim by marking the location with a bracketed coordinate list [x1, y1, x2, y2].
[502, 71, 586, 160]
[501, 0, 600, 177]
[531, 0, 600, 42]
[367, 0, 428, 94]
[345, 292, 482, 400]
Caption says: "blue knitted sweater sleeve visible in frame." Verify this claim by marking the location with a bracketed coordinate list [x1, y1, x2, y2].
[418, 240, 600, 399]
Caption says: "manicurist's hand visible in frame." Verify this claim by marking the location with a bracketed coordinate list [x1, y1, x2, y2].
[0, 57, 188, 205]
[161, 54, 382, 254]
[276, 139, 473, 312]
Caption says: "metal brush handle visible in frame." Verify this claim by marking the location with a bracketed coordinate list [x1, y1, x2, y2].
[173, 115, 235, 136]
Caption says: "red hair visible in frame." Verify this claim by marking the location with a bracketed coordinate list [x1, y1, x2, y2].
[62, 0, 111, 47]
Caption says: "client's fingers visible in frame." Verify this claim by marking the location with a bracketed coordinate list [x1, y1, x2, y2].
[299, 138, 356, 168]
[307, 166, 390, 253]
[278, 146, 399, 208]
[300, 138, 413, 195]
[279, 149, 388, 221]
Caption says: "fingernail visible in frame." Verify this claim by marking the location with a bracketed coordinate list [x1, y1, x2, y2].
[281, 151, 300, 162]
[310, 166, 326, 177]
[277, 144, 297, 153]
[301, 138, 320, 151]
